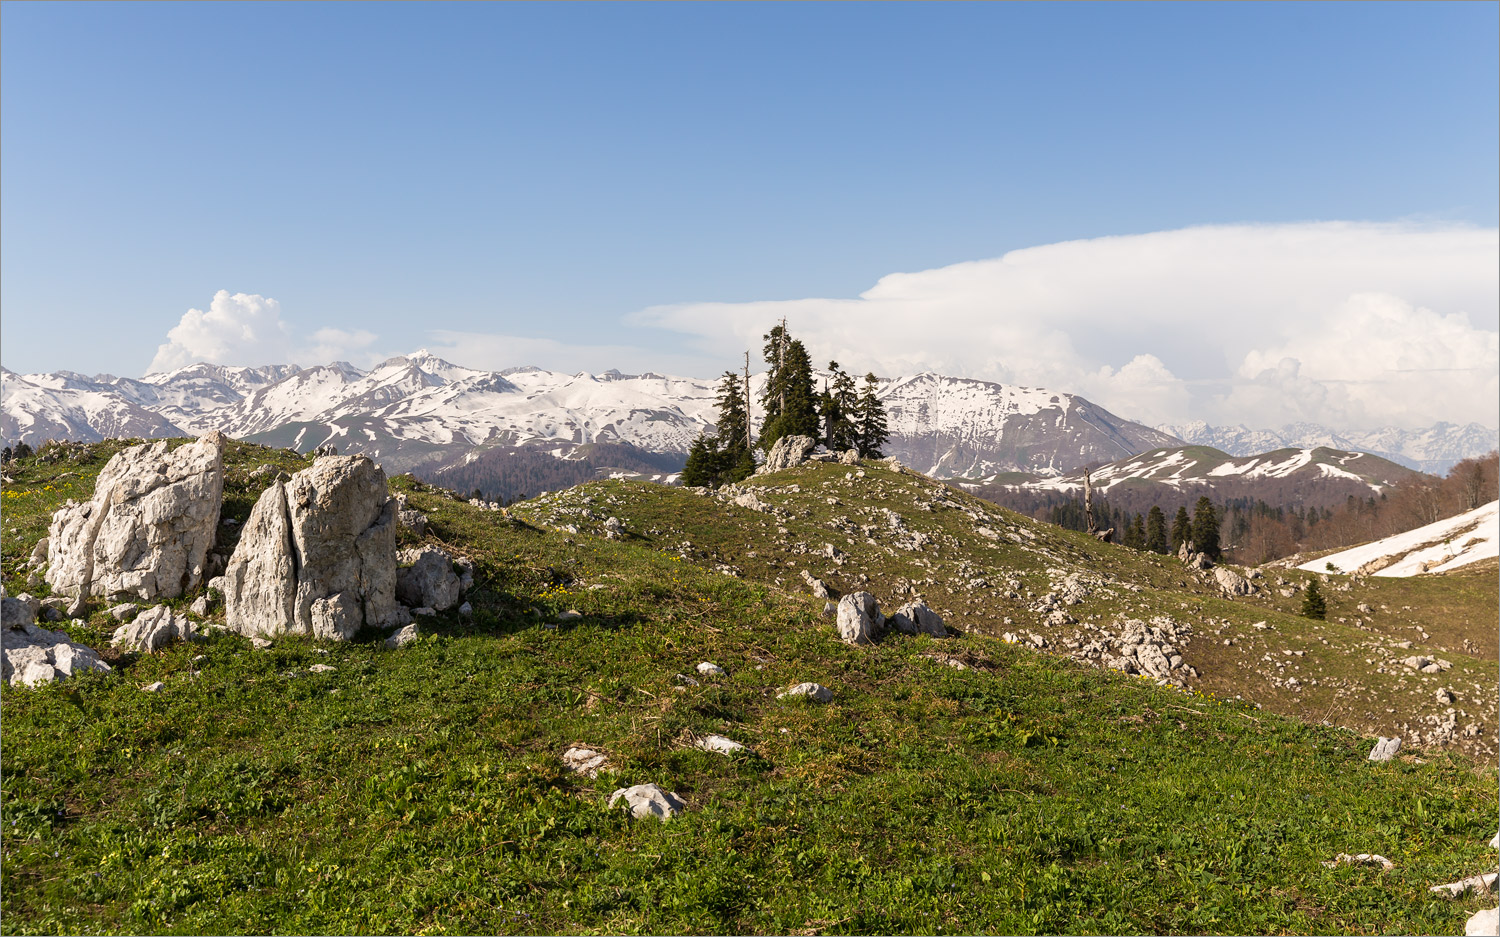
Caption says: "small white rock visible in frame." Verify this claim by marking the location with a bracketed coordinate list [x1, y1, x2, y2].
[1466, 908, 1498, 937]
[608, 783, 685, 821]
[695, 734, 747, 756]
[142, 681, 165, 693]
[562, 747, 609, 777]
[557, 609, 583, 621]
[385, 624, 419, 649]
[777, 682, 833, 703]
[250, 636, 272, 649]
[413, 607, 436, 617]
[309, 663, 335, 673]
[696, 661, 725, 676]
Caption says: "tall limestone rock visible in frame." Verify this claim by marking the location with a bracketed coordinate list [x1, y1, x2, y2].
[45, 432, 225, 603]
[223, 455, 402, 641]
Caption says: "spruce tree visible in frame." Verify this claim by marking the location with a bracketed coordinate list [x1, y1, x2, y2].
[820, 362, 859, 451]
[1131, 513, 1146, 550]
[1146, 505, 1168, 553]
[854, 373, 889, 458]
[1191, 496, 1221, 560]
[1123, 514, 1142, 549]
[681, 434, 720, 488]
[758, 326, 818, 450]
[1171, 506, 1191, 551]
[1300, 579, 1327, 620]
[714, 370, 750, 461]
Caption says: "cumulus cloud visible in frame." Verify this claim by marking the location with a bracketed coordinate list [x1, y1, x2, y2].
[147, 291, 386, 374]
[631, 222, 1498, 431]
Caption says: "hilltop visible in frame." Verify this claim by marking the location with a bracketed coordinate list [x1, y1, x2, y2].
[1, 436, 1495, 935]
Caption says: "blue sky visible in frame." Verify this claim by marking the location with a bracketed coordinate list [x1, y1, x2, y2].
[2, 2, 1496, 430]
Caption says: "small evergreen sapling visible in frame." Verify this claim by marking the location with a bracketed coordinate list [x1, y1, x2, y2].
[1300, 579, 1327, 620]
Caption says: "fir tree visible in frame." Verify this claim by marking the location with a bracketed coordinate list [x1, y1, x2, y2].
[1123, 514, 1143, 549]
[758, 325, 818, 450]
[1192, 496, 1221, 560]
[680, 434, 722, 488]
[1171, 506, 1191, 551]
[854, 373, 889, 458]
[1130, 513, 1146, 550]
[820, 362, 859, 451]
[1145, 505, 1168, 553]
[714, 370, 751, 460]
[1300, 579, 1327, 620]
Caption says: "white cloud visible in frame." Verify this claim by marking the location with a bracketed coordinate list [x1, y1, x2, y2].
[422, 330, 720, 378]
[147, 290, 387, 374]
[631, 222, 1499, 431]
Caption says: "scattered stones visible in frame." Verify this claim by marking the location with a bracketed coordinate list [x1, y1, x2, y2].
[695, 734, 747, 755]
[111, 605, 197, 653]
[1368, 737, 1402, 761]
[396, 545, 462, 611]
[695, 661, 725, 676]
[800, 570, 832, 599]
[142, 681, 165, 693]
[778, 682, 833, 703]
[189, 595, 210, 617]
[1323, 853, 1394, 871]
[759, 434, 817, 473]
[46, 432, 225, 602]
[3, 617, 111, 686]
[562, 747, 609, 778]
[889, 601, 946, 637]
[223, 456, 403, 641]
[309, 663, 336, 673]
[384, 624, 419, 649]
[675, 673, 700, 687]
[608, 783, 685, 821]
[835, 591, 883, 645]
[733, 491, 772, 513]
[1436, 688, 1456, 704]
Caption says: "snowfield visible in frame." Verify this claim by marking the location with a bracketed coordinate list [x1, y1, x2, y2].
[1298, 501, 1499, 577]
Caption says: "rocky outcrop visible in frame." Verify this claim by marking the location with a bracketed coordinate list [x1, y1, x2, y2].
[890, 601, 946, 637]
[836, 591, 883, 645]
[45, 432, 225, 603]
[1213, 567, 1252, 596]
[2, 594, 111, 686]
[396, 546, 462, 611]
[222, 456, 402, 641]
[760, 435, 817, 474]
[110, 605, 197, 653]
[1177, 542, 1214, 570]
[1367, 736, 1401, 761]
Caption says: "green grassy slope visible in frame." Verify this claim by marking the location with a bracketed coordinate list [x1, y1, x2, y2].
[1, 440, 1496, 935]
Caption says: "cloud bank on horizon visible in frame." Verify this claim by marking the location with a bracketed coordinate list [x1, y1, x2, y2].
[145, 222, 1498, 433]
[635, 221, 1499, 432]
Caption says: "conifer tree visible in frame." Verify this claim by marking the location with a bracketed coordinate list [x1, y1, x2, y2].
[1192, 496, 1221, 560]
[1130, 513, 1146, 550]
[680, 434, 721, 488]
[1171, 505, 1191, 551]
[1300, 579, 1327, 620]
[1123, 514, 1142, 549]
[714, 370, 751, 461]
[1145, 505, 1168, 553]
[758, 325, 818, 450]
[820, 362, 859, 451]
[854, 373, 889, 458]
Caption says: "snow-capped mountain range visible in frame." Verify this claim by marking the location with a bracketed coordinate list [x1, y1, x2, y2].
[1157, 420, 1497, 476]
[3, 353, 1180, 485]
[3, 353, 1488, 496]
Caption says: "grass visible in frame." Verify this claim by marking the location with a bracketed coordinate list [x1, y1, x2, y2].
[1, 439, 1496, 935]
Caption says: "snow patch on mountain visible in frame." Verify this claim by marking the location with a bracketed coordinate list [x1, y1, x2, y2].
[1160, 420, 1498, 476]
[1299, 501, 1499, 577]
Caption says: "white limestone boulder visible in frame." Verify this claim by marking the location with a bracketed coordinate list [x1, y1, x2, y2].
[608, 783, 685, 821]
[111, 605, 197, 653]
[45, 432, 225, 603]
[222, 456, 401, 641]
